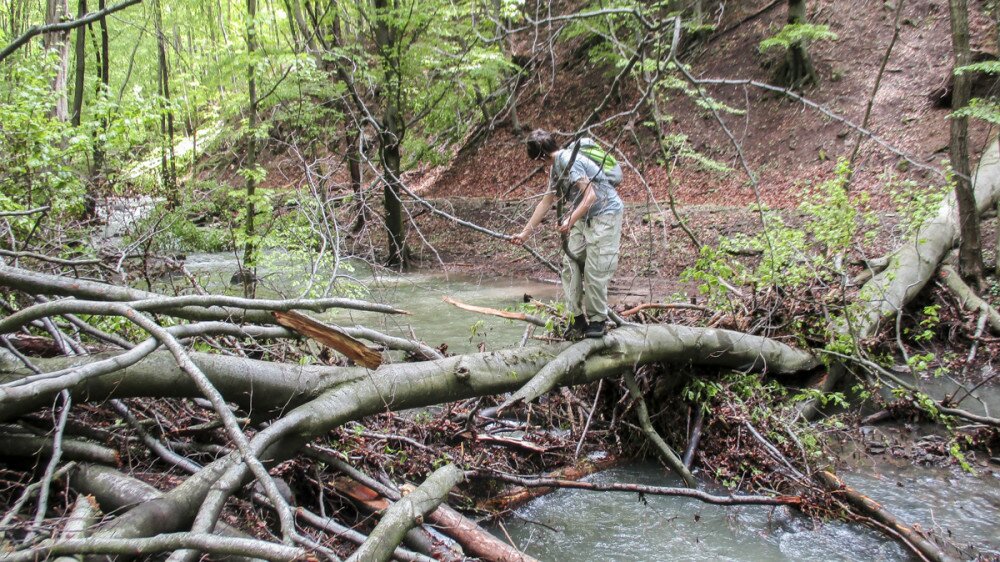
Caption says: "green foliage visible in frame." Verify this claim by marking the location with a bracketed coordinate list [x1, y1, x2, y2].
[759, 23, 837, 53]
[912, 304, 941, 342]
[886, 173, 949, 237]
[0, 57, 88, 216]
[949, 438, 976, 474]
[950, 98, 1000, 125]
[954, 60, 1000, 75]
[657, 133, 733, 174]
[682, 160, 874, 307]
[128, 203, 229, 254]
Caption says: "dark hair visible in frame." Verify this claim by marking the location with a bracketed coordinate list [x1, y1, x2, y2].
[526, 129, 558, 160]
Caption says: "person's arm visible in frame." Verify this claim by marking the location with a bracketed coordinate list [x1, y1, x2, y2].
[511, 192, 556, 245]
[558, 179, 596, 234]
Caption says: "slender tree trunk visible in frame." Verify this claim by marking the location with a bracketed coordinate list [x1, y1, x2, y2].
[783, 0, 818, 88]
[152, 0, 178, 206]
[70, 0, 86, 127]
[44, 0, 71, 121]
[949, 0, 985, 287]
[91, 0, 108, 176]
[242, 0, 259, 297]
[374, 0, 407, 269]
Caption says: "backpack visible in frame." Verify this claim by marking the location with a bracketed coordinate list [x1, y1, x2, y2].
[572, 138, 622, 187]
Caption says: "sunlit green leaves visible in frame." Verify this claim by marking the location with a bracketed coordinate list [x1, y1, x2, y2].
[759, 23, 837, 52]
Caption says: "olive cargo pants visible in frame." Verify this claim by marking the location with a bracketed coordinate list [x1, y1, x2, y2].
[562, 212, 623, 323]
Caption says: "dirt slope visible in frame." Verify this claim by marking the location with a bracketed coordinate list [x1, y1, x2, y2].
[427, 0, 997, 208]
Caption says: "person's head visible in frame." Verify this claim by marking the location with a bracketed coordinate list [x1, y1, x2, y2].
[526, 129, 558, 160]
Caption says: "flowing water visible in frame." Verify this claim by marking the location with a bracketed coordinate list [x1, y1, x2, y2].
[495, 460, 999, 561]
[182, 252, 559, 355]
[179, 253, 1000, 560]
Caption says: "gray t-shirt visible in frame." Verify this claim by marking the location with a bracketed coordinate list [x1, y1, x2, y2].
[549, 146, 624, 219]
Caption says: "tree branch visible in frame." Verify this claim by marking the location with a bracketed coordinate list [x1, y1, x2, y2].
[0, 0, 143, 63]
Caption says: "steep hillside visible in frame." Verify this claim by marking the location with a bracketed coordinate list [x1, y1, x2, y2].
[428, 0, 997, 208]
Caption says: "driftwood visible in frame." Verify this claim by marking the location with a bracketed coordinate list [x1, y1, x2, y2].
[442, 296, 548, 327]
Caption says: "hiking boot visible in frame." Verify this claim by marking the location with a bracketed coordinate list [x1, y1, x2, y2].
[584, 321, 607, 339]
[564, 314, 589, 340]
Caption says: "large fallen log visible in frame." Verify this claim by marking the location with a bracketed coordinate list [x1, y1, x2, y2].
[79, 324, 816, 544]
[852, 139, 1000, 339]
[1, 324, 816, 423]
[802, 140, 1000, 418]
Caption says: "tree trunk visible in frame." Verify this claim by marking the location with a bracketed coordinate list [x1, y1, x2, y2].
[152, 0, 178, 206]
[44, 0, 71, 121]
[69, 0, 86, 127]
[949, 0, 985, 287]
[800, 140, 1000, 418]
[90, 0, 109, 190]
[375, 0, 408, 270]
[241, 0, 259, 297]
[782, 0, 818, 88]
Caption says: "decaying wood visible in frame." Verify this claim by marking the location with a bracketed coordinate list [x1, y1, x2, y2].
[425, 503, 538, 562]
[334, 474, 536, 562]
[273, 310, 383, 369]
[479, 456, 620, 511]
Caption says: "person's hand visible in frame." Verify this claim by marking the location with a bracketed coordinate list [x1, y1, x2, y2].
[511, 230, 528, 245]
[558, 220, 571, 235]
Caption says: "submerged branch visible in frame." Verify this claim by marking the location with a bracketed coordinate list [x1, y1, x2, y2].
[473, 470, 801, 507]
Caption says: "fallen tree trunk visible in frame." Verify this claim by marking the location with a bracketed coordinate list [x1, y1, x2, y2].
[1, 325, 816, 424]
[802, 140, 1000, 418]
[852, 139, 1000, 339]
[83, 324, 816, 544]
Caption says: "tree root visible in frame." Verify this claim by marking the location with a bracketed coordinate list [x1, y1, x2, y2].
[939, 264, 1000, 333]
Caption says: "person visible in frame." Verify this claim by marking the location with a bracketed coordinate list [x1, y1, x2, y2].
[511, 129, 624, 339]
